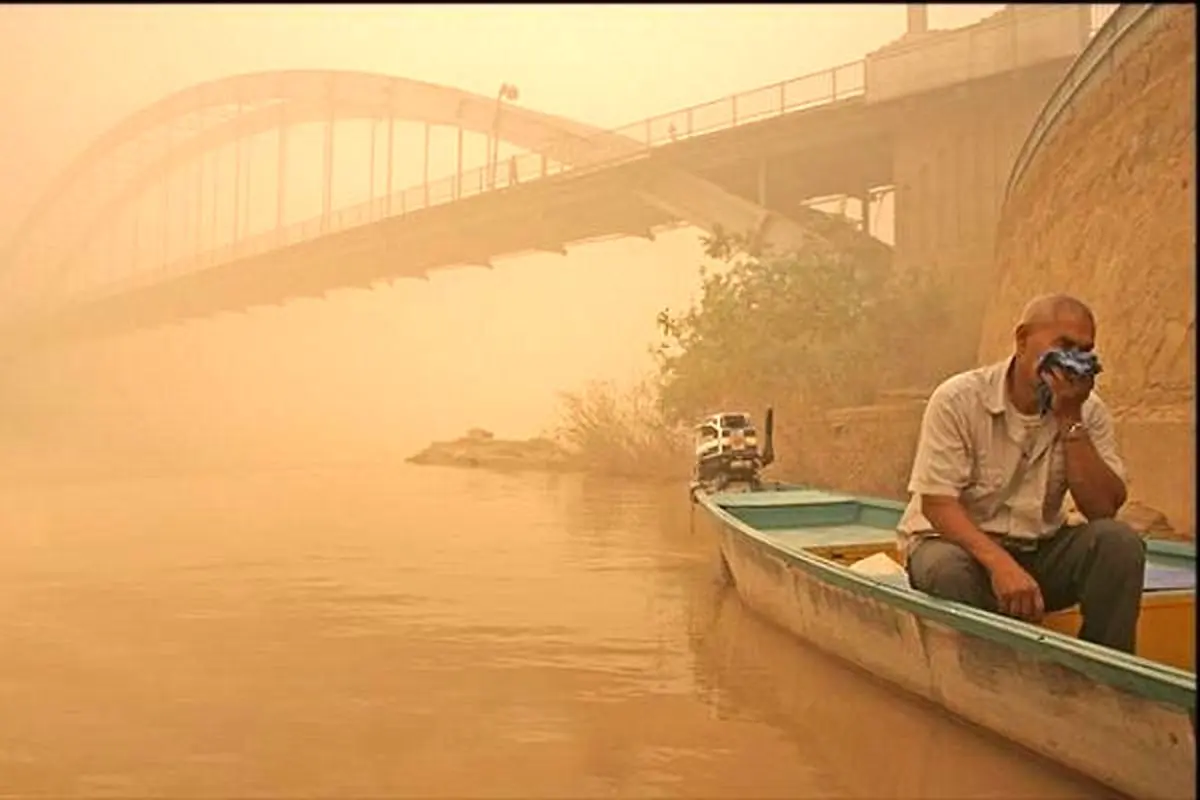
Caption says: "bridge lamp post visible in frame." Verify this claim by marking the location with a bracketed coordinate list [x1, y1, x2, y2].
[490, 82, 520, 190]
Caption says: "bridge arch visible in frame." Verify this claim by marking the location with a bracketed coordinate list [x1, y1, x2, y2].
[5, 68, 857, 329]
[5, 70, 639, 300]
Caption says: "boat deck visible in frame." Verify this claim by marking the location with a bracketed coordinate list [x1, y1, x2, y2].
[715, 487, 1197, 595]
[759, 525, 1196, 593]
[763, 524, 891, 548]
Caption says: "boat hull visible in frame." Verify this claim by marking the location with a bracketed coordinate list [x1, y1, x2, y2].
[697, 500, 1196, 800]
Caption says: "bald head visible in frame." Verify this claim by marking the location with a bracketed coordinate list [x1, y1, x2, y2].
[1012, 293, 1098, 382]
[1018, 293, 1095, 330]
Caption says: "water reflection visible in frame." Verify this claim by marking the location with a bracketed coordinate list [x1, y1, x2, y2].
[685, 585, 1117, 799]
[0, 464, 1110, 797]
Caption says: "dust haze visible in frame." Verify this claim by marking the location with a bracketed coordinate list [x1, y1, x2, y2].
[1, 5, 1144, 798]
[0, 4, 996, 476]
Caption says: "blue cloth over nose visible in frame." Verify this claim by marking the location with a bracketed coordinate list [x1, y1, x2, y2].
[1035, 348, 1103, 414]
[1038, 348, 1103, 378]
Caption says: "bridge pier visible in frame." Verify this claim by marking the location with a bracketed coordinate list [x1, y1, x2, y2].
[161, 123, 171, 270]
[369, 118, 377, 210]
[321, 117, 334, 232]
[756, 159, 768, 208]
[423, 122, 431, 208]
[276, 109, 288, 241]
[209, 140, 218, 262]
[233, 102, 243, 243]
[455, 123, 464, 200]
[195, 147, 204, 259]
[386, 85, 396, 215]
[871, 4, 1088, 382]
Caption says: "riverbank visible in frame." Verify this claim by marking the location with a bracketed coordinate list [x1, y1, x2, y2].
[405, 429, 579, 472]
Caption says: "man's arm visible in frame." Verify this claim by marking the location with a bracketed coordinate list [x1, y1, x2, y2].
[910, 384, 1043, 621]
[908, 385, 1016, 572]
[1059, 398, 1128, 520]
[922, 498, 1015, 574]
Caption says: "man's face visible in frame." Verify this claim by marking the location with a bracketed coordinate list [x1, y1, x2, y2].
[1014, 311, 1096, 385]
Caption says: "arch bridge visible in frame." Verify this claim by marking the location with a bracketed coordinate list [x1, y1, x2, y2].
[2, 63, 869, 346]
[3, 4, 1108, 351]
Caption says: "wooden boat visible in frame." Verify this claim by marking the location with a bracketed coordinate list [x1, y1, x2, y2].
[692, 482, 1196, 800]
[683, 579, 1122, 796]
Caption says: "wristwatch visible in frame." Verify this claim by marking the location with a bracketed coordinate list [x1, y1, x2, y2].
[1061, 420, 1088, 441]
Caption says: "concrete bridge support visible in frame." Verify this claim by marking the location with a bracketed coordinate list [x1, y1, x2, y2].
[867, 4, 1092, 386]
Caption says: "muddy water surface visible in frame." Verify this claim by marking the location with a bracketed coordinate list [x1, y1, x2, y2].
[0, 464, 1112, 797]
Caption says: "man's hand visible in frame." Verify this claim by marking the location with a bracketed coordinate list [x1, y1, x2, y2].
[987, 556, 1045, 622]
[1045, 366, 1093, 423]
[922, 495, 1047, 622]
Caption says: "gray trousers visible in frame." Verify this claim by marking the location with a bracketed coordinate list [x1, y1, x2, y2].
[907, 519, 1146, 653]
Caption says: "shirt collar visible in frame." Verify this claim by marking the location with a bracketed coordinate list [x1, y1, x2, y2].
[983, 356, 1014, 416]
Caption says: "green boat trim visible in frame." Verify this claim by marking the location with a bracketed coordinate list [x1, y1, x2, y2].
[697, 486, 1197, 712]
[1146, 538, 1198, 560]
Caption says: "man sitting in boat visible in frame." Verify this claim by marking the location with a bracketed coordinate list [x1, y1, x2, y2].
[897, 294, 1144, 653]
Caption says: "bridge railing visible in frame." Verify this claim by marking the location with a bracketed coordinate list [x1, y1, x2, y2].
[66, 59, 866, 306]
[1004, 3, 1163, 203]
[1090, 4, 1120, 34]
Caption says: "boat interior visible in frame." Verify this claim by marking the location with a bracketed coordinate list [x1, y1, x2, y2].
[712, 487, 1197, 673]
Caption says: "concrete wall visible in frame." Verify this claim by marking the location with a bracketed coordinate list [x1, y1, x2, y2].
[865, 5, 1089, 104]
[884, 62, 1068, 387]
[774, 401, 926, 501]
[981, 5, 1196, 534]
[861, 5, 1090, 387]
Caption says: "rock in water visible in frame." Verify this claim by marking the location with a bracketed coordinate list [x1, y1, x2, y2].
[406, 431, 575, 473]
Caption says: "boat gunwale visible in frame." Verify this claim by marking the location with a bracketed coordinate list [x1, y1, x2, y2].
[696, 488, 1197, 711]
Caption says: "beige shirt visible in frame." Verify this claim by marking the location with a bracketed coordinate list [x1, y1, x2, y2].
[897, 357, 1127, 559]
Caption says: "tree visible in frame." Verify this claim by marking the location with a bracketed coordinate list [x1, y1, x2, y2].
[653, 226, 945, 424]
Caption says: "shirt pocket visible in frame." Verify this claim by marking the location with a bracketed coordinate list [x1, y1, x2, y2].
[977, 464, 1008, 493]
[963, 464, 1007, 508]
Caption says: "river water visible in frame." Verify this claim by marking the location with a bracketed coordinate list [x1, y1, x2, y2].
[0, 463, 1111, 798]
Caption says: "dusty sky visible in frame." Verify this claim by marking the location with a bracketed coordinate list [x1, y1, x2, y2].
[0, 4, 1001, 469]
